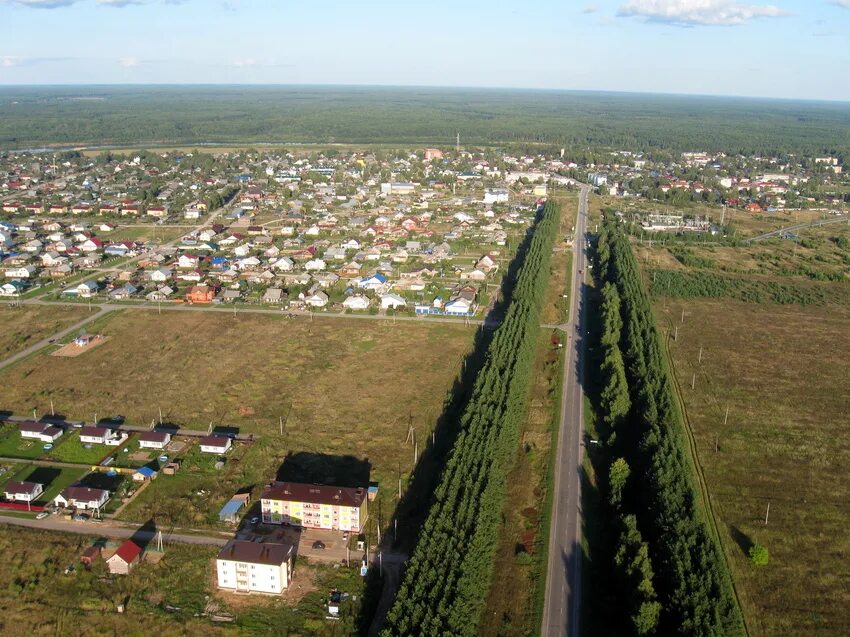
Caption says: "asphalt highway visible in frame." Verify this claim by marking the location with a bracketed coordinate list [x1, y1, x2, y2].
[542, 185, 589, 637]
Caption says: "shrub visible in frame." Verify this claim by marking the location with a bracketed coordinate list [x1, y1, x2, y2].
[748, 544, 769, 566]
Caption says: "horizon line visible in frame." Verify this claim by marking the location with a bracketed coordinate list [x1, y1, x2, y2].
[0, 82, 849, 106]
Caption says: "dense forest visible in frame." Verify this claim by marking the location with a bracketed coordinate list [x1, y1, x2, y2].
[1, 86, 849, 155]
[381, 201, 558, 636]
[591, 219, 745, 635]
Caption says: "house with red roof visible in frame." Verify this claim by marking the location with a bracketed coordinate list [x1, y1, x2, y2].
[106, 540, 142, 575]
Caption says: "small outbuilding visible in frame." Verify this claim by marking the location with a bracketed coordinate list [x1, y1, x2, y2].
[106, 540, 142, 575]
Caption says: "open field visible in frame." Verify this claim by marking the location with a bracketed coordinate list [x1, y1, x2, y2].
[0, 309, 474, 528]
[46, 430, 118, 465]
[105, 225, 190, 244]
[655, 298, 850, 636]
[0, 305, 89, 359]
[634, 218, 850, 281]
[0, 525, 365, 636]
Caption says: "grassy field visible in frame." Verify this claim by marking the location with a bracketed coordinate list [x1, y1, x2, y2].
[655, 298, 850, 636]
[46, 430, 118, 465]
[0, 305, 89, 360]
[118, 437, 259, 527]
[0, 526, 365, 636]
[635, 219, 850, 281]
[0, 309, 474, 528]
[0, 426, 48, 459]
[105, 224, 190, 244]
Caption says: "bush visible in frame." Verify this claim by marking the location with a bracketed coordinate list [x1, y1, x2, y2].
[748, 544, 769, 566]
[515, 551, 533, 566]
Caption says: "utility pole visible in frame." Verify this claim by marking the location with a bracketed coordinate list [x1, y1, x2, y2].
[50, 399, 55, 417]
[674, 326, 678, 341]
[159, 407, 163, 425]
[764, 502, 770, 525]
[279, 415, 283, 436]
[681, 307, 685, 324]
[724, 405, 730, 426]
[691, 373, 696, 390]
[698, 347, 703, 364]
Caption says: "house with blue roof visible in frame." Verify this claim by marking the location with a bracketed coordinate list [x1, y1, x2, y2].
[357, 273, 387, 291]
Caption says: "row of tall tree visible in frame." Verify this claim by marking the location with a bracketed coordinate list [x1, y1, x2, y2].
[382, 201, 560, 636]
[594, 219, 745, 636]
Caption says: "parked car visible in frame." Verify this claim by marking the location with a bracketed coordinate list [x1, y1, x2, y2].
[249, 516, 260, 525]
[36, 511, 49, 520]
[312, 540, 326, 550]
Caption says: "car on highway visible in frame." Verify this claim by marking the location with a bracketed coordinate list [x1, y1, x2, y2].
[312, 540, 326, 550]
[72, 513, 89, 522]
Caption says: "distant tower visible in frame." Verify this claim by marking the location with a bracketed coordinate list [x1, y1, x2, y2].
[456, 132, 460, 153]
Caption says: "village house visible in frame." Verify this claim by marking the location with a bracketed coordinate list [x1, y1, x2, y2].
[216, 540, 295, 594]
[137, 430, 171, 449]
[199, 435, 232, 454]
[106, 540, 142, 575]
[3, 480, 44, 503]
[260, 482, 368, 532]
[79, 426, 122, 445]
[54, 485, 110, 511]
[18, 421, 63, 443]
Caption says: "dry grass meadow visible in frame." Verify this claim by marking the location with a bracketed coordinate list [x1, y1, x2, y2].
[0, 309, 474, 527]
[655, 298, 850, 636]
[0, 305, 89, 360]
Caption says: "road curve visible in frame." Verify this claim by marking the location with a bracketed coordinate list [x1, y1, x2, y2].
[542, 185, 589, 637]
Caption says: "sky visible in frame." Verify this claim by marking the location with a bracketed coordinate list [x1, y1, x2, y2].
[0, 0, 849, 101]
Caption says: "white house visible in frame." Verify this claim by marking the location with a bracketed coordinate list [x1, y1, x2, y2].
[357, 273, 387, 291]
[177, 254, 200, 269]
[0, 281, 25, 296]
[304, 258, 327, 272]
[380, 293, 407, 310]
[137, 430, 171, 449]
[79, 426, 121, 445]
[68, 280, 98, 298]
[148, 267, 173, 283]
[5, 265, 36, 279]
[216, 540, 294, 594]
[444, 297, 474, 315]
[199, 435, 232, 454]
[3, 480, 44, 502]
[18, 421, 63, 443]
[54, 486, 109, 510]
[342, 295, 370, 311]
[271, 256, 294, 272]
[483, 188, 509, 204]
[305, 291, 329, 308]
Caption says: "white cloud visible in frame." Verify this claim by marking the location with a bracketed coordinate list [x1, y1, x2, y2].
[2, 56, 22, 67]
[10, 0, 77, 7]
[119, 56, 139, 67]
[7, 0, 182, 7]
[618, 0, 788, 26]
[233, 58, 257, 68]
[583, 3, 599, 13]
[832, 0, 850, 9]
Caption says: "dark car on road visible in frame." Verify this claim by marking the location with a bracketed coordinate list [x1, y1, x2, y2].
[312, 540, 325, 550]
